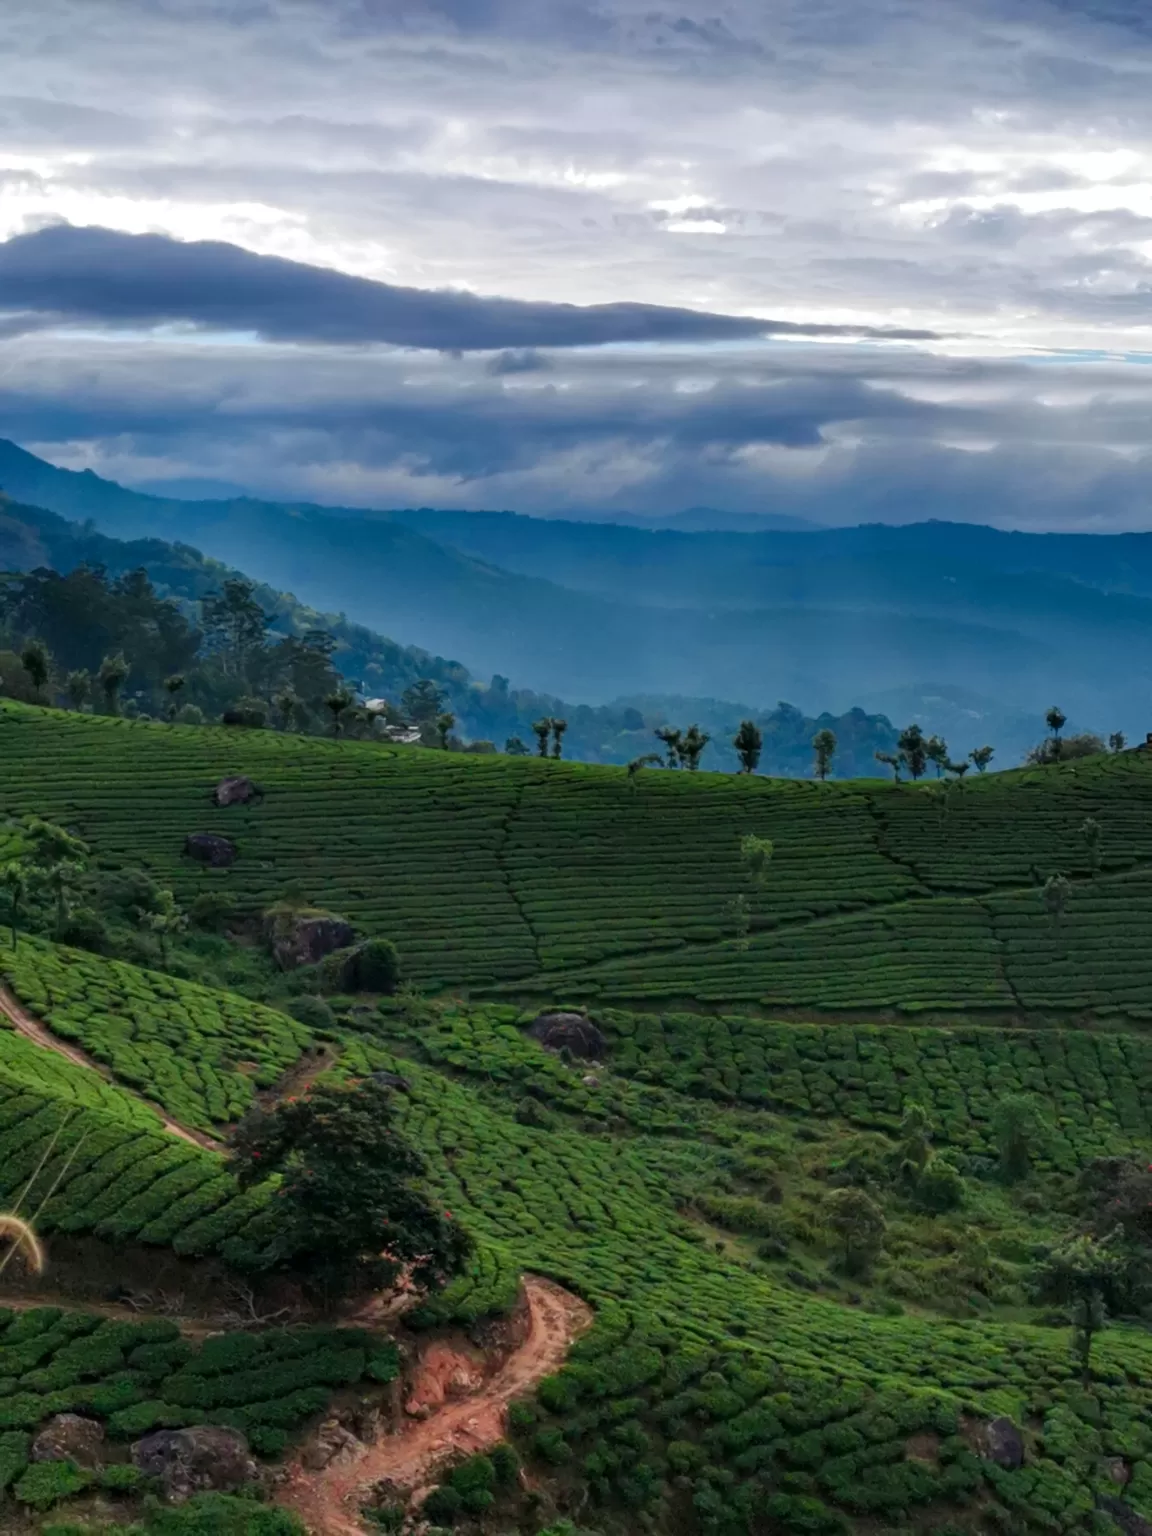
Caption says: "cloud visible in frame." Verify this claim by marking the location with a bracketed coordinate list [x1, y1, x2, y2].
[485, 348, 552, 374]
[0, 225, 940, 350]
[5, 330, 1152, 532]
[6, 0, 1152, 531]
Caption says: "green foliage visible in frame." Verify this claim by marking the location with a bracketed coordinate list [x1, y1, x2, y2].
[283, 995, 336, 1031]
[3, 934, 311, 1130]
[992, 1094, 1051, 1184]
[824, 1187, 886, 1275]
[13, 1458, 91, 1508]
[322, 938, 402, 995]
[229, 1078, 471, 1304]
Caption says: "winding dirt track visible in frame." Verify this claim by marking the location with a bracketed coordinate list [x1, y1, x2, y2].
[276, 1276, 593, 1536]
[0, 983, 221, 1151]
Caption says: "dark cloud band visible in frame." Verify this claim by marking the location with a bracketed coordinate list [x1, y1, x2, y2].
[0, 224, 940, 351]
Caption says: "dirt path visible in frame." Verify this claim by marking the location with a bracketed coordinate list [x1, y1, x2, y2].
[0, 984, 222, 1152]
[276, 1276, 593, 1536]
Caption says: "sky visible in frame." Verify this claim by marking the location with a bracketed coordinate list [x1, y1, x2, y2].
[5, 0, 1152, 525]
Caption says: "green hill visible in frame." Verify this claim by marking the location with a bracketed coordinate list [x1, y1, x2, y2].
[5, 705, 1152, 1531]
[2, 702, 1150, 1015]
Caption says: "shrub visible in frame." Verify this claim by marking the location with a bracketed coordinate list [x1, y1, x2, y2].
[915, 1158, 966, 1214]
[99, 1462, 145, 1492]
[14, 1457, 91, 1508]
[222, 698, 269, 729]
[421, 1483, 462, 1522]
[190, 892, 239, 932]
[322, 939, 402, 995]
[285, 995, 336, 1031]
[55, 906, 111, 953]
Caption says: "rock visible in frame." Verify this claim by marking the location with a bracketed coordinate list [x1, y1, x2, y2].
[183, 832, 237, 868]
[31, 1414, 105, 1470]
[528, 1011, 608, 1061]
[213, 776, 260, 807]
[1107, 1458, 1133, 1486]
[300, 1418, 363, 1471]
[581, 1074, 600, 1088]
[132, 1426, 257, 1502]
[980, 1416, 1025, 1470]
[1098, 1495, 1152, 1536]
[351, 1405, 385, 1446]
[265, 911, 354, 971]
[370, 1070, 412, 1094]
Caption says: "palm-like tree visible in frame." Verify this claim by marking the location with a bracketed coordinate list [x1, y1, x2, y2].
[325, 687, 353, 738]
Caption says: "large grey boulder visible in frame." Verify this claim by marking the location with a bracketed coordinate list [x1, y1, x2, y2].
[528, 1011, 607, 1061]
[213, 776, 260, 807]
[183, 832, 237, 868]
[132, 1426, 257, 1502]
[980, 1416, 1025, 1470]
[32, 1414, 105, 1470]
[1098, 1495, 1152, 1536]
[266, 911, 354, 971]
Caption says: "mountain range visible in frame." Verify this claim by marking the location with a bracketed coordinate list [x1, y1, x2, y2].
[0, 436, 1141, 755]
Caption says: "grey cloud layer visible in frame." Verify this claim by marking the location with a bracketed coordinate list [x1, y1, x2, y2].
[0, 226, 938, 349]
[6, 336, 1152, 531]
[6, 0, 1152, 525]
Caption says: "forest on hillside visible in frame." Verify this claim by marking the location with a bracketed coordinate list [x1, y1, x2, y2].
[0, 495, 906, 774]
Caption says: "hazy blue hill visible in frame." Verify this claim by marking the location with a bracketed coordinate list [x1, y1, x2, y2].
[0, 436, 1149, 737]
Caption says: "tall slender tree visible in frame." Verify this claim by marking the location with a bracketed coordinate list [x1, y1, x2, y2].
[1, 863, 27, 949]
[64, 670, 90, 712]
[897, 723, 928, 779]
[925, 735, 949, 777]
[551, 718, 568, 759]
[1043, 872, 1072, 928]
[325, 687, 353, 738]
[680, 723, 710, 771]
[19, 640, 50, 703]
[733, 719, 763, 774]
[435, 711, 456, 750]
[1036, 1232, 1125, 1382]
[875, 750, 903, 782]
[163, 674, 186, 721]
[532, 718, 552, 758]
[97, 652, 130, 716]
[969, 745, 994, 774]
[812, 728, 837, 781]
[655, 726, 683, 768]
[1046, 705, 1067, 759]
[1109, 731, 1127, 754]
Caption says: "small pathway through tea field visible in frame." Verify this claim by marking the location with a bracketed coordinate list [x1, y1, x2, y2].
[0, 984, 221, 1151]
[277, 1275, 592, 1536]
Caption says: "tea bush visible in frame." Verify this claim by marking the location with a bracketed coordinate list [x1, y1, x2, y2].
[10, 703, 1152, 1010]
[0, 1308, 397, 1452]
[2, 935, 310, 1130]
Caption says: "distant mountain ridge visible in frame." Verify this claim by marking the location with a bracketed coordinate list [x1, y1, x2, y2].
[0, 436, 1146, 741]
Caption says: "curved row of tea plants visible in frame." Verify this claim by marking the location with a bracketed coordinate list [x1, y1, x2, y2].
[0, 1306, 397, 1482]
[2, 936, 310, 1131]
[366, 1031, 1152, 1535]
[7, 703, 1152, 1008]
[0, 1027, 271, 1259]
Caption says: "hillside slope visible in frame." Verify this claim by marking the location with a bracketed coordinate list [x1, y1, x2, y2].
[4, 437, 1145, 719]
[4, 709, 1152, 1530]
[2, 703, 1151, 1016]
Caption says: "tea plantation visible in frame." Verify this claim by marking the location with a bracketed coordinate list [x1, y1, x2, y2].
[357, 1001, 1152, 1535]
[6, 705, 1152, 1532]
[6, 701, 1152, 1012]
[2, 935, 311, 1132]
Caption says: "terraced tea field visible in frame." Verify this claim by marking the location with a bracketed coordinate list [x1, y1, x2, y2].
[5, 703, 1152, 1015]
[7, 704, 1152, 1531]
